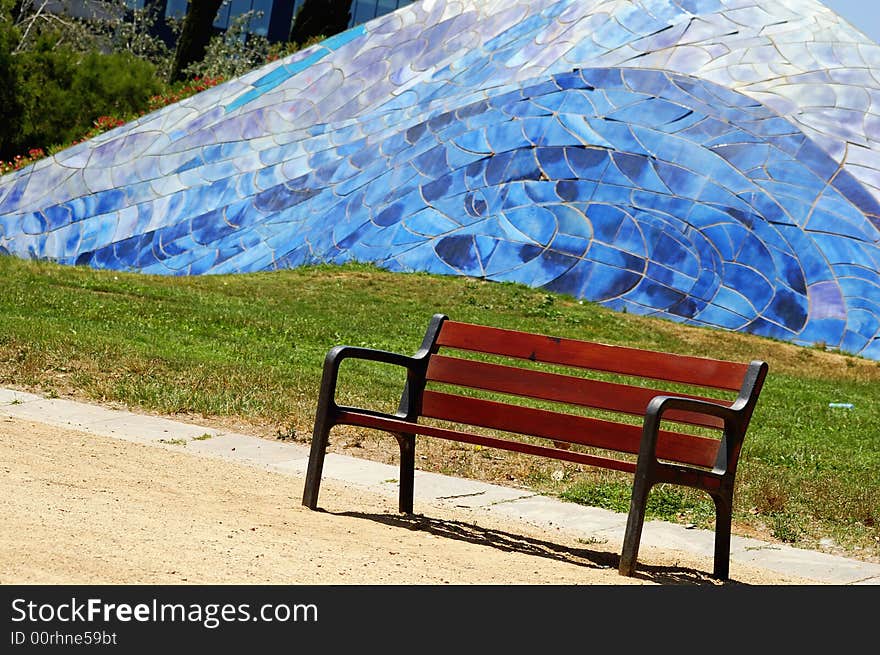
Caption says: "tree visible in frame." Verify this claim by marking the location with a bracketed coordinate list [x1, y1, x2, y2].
[288, 0, 352, 48]
[169, 0, 223, 83]
[185, 10, 270, 80]
[11, 0, 98, 53]
[109, 1, 174, 80]
[0, 0, 23, 158]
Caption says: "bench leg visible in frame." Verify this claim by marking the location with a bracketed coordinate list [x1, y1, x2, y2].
[712, 492, 733, 580]
[619, 476, 653, 576]
[395, 433, 416, 514]
[302, 417, 333, 510]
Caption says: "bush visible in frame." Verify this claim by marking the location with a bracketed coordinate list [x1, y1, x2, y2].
[14, 33, 165, 151]
[70, 50, 165, 121]
[2, 74, 224, 174]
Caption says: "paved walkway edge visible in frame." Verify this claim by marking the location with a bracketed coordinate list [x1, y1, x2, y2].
[2, 387, 878, 585]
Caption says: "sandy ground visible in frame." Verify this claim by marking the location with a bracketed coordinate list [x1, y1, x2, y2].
[0, 416, 813, 585]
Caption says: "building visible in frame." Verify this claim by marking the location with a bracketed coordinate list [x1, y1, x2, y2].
[348, 0, 413, 26]
[156, 0, 415, 42]
[47, 1, 416, 44]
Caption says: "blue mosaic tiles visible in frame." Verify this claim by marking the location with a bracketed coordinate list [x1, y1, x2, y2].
[1, 0, 879, 359]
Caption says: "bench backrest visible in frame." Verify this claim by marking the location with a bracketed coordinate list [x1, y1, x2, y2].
[413, 318, 766, 474]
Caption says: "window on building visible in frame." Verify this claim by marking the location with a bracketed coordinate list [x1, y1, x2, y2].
[165, 0, 187, 19]
[376, 0, 400, 14]
[215, 0, 271, 37]
[350, 1, 414, 26]
[352, 1, 377, 26]
[160, 0, 417, 41]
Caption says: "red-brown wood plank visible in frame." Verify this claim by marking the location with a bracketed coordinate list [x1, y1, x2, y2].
[420, 391, 720, 468]
[336, 410, 638, 474]
[426, 355, 727, 429]
[436, 321, 748, 391]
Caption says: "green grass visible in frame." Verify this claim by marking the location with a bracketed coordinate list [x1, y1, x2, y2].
[1, 256, 878, 560]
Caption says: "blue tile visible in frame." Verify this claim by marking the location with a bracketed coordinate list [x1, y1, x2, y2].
[611, 152, 669, 193]
[463, 191, 489, 218]
[501, 205, 557, 245]
[831, 169, 880, 222]
[253, 183, 316, 213]
[403, 208, 460, 237]
[744, 317, 798, 339]
[553, 179, 594, 203]
[796, 318, 846, 347]
[545, 203, 592, 238]
[734, 232, 774, 270]
[652, 162, 706, 198]
[762, 287, 809, 331]
[549, 232, 590, 257]
[588, 241, 645, 272]
[833, 263, 880, 281]
[522, 181, 565, 205]
[482, 121, 527, 153]
[415, 167, 455, 204]
[584, 203, 626, 242]
[540, 258, 593, 297]
[861, 340, 880, 360]
[843, 308, 879, 339]
[585, 118, 648, 155]
[554, 90, 600, 117]
[564, 147, 609, 179]
[646, 229, 696, 272]
[724, 262, 773, 307]
[630, 278, 689, 310]
[840, 329, 870, 355]
[632, 191, 693, 223]
[711, 143, 770, 171]
[795, 140, 845, 182]
[837, 276, 880, 301]
[689, 261, 721, 294]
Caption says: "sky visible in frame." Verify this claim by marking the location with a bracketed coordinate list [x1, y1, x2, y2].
[820, 0, 880, 44]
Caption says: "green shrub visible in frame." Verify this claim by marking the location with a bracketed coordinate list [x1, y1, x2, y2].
[71, 50, 165, 120]
[14, 33, 165, 152]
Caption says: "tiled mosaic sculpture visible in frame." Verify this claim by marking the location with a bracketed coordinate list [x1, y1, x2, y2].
[1, 0, 879, 359]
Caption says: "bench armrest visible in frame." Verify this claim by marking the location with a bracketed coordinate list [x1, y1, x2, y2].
[325, 345, 422, 372]
[646, 395, 739, 424]
[314, 345, 429, 421]
[638, 395, 747, 476]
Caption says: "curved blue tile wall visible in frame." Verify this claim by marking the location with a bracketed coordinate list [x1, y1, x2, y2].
[1, 0, 879, 359]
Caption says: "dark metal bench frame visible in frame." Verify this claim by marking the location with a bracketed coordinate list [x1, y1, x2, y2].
[302, 313, 768, 579]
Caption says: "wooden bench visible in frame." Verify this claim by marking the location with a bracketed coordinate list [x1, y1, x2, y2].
[302, 314, 768, 579]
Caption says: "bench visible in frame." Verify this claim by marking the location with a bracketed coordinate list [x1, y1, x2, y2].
[302, 313, 768, 579]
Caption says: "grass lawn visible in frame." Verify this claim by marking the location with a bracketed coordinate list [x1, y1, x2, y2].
[1, 255, 877, 561]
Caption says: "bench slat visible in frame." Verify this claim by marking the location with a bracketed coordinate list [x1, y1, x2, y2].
[436, 321, 748, 391]
[336, 410, 639, 474]
[426, 355, 727, 429]
[420, 390, 720, 469]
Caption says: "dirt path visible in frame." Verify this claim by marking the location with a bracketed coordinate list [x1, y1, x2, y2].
[0, 416, 811, 585]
